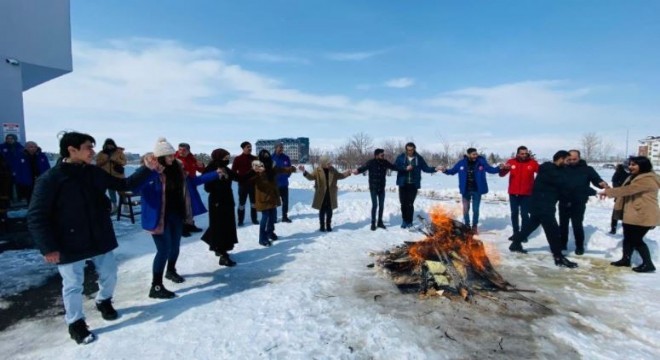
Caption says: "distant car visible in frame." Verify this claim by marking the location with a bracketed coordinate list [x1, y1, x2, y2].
[602, 164, 616, 169]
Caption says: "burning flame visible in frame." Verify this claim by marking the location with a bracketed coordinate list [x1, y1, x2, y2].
[408, 205, 492, 272]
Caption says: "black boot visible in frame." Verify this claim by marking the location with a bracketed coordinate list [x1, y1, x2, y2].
[149, 284, 176, 299]
[377, 219, 386, 229]
[326, 219, 332, 232]
[554, 254, 578, 268]
[219, 254, 237, 267]
[508, 240, 527, 254]
[68, 319, 96, 344]
[611, 239, 632, 267]
[371, 221, 376, 231]
[251, 208, 259, 225]
[95, 298, 119, 320]
[237, 208, 245, 226]
[609, 219, 617, 235]
[632, 243, 656, 273]
[165, 269, 185, 283]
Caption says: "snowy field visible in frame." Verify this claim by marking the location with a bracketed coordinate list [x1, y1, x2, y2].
[1, 168, 659, 359]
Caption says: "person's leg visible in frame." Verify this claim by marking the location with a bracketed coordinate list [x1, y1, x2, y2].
[558, 203, 571, 250]
[571, 202, 586, 254]
[326, 206, 333, 231]
[626, 224, 655, 272]
[519, 195, 531, 237]
[151, 231, 171, 285]
[370, 188, 378, 229]
[398, 186, 407, 226]
[249, 186, 258, 224]
[461, 195, 471, 226]
[279, 186, 289, 221]
[259, 210, 270, 245]
[267, 208, 276, 238]
[540, 214, 577, 268]
[57, 260, 87, 324]
[612, 223, 634, 266]
[166, 215, 184, 277]
[237, 185, 248, 225]
[92, 251, 118, 302]
[377, 190, 386, 228]
[509, 195, 521, 235]
[318, 208, 326, 231]
[472, 192, 482, 229]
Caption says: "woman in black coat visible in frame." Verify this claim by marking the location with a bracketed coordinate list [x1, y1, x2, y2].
[201, 148, 239, 266]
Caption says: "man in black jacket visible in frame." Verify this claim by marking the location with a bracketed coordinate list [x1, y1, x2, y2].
[28, 132, 153, 345]
[560, 150, 609, 255]
[353, 149, 400, 230]
[509, 150, 579, 268]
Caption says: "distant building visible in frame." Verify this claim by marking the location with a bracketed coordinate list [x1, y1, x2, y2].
[638, 136, 660, 166]
[0, 0, 72, 143]
[255, 137, 310, 163]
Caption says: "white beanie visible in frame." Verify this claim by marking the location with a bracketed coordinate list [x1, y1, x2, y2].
[153, 137, 176, 157]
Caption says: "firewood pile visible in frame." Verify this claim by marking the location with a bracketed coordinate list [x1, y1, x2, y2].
[376, 206, 525, 301]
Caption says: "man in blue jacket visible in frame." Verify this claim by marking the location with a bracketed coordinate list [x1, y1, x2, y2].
[441, 148, 502, 233]
[272, 143, 293, 222]
[28, 132, 154, 345]
[394, 142, 442, 228]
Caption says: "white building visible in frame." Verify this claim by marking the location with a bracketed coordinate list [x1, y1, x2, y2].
[0, 0, 72, 143]
[638, 136, 660, 167]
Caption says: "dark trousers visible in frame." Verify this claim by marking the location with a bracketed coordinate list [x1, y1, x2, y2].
[622, 224, 653, 264]
[319, 192, 333, 226]
[151, 213, 183, 283]
[509, 194, 531, 234]
[559, 201, 586, 250]
[398, 185, 418, 224]
[278, 186, 289, 219]
[259, 208, 276, 245]
[237, 183, 257, 223]
[370, 188, 385, 224]
[518, 212, 563, 257]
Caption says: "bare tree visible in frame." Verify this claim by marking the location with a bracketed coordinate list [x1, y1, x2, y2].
[580, 132, 602, 161]
[308, 147, 323, 170]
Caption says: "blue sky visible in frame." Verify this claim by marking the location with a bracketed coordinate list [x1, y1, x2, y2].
[23, 0, 660, 159]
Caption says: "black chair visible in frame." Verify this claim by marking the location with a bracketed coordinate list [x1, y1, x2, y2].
[116, 191, 141, 224]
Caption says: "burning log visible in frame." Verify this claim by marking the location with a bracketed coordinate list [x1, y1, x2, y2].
[377, 206, 519, 301]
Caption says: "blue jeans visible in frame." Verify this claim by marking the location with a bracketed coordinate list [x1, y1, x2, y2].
[151, 213, 183, 274]
[58, 251, 117, 324]
[509, 195, 531, 234]
[370, 188, 386, 223]
[260, 208, 276, 244]
[461, 191, 482, 226]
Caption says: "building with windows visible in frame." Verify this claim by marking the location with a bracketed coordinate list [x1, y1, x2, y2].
[0, 0, 72, 143]
[255, 137, 310, 163]
[638, 136, 660, 167]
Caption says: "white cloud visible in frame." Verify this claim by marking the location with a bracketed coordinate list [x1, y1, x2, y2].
[384, 77, 415, 88]
[21, 38, 655, 159]
[325, 50, 385, 61]
[244, 52, 310, 65]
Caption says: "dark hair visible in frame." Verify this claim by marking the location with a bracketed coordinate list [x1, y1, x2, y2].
[178, 143, 190, 150]
[405, 142, 416, 150]
[5, 134, 17, 141]
[159, 156, 185, 193]
[516, 146, 528, 154]
[59, 131, 96, 158]
[467, 147, 477, 154]
[374, 148, 384, 156]
[240, 141, 251, 149]
[102, 138, 117, 151]
[569, 149, 581, 157]
[553, 150, 570, 162]
[629, 156, 653, 173]
[258, 149, 275, 181]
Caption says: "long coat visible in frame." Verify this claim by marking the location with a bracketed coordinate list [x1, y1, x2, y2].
[251, 167, 295, 211]
[606, 172, 660, 227]
[201, 164, 238, 253]
[304, 167, 348, 210]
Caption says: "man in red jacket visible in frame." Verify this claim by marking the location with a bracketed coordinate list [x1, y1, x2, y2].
[499, 146, 539, 241]
[231, 141, 258, 226]
[176, 142, 205, 235]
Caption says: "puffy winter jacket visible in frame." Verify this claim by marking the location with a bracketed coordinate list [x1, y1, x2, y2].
[444, 156, 500, 195]
[499, 157, 539, 196]
[356, 158, 399, 191]
[14, 151, 51, 186]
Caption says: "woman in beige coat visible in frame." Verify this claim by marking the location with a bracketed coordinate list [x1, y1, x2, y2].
[298, 157, 351, 232]
[601, 156, 659, 273]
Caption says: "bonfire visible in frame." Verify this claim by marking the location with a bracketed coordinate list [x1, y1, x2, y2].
[377, 206, 526, 301]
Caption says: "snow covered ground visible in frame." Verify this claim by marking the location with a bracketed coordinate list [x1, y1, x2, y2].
[1, 168, 659, 359]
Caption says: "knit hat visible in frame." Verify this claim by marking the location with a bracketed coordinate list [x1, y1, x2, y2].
[153, 137, 176, 157]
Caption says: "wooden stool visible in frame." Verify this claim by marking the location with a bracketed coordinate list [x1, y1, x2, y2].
[116, 191, 141, 224]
